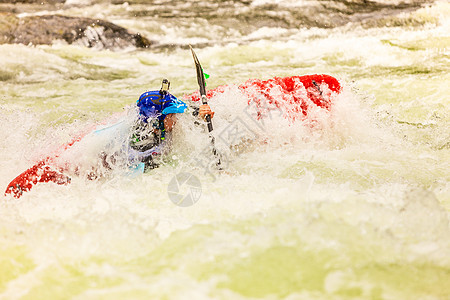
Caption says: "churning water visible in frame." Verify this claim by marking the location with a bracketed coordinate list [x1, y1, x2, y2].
[1, 0, 449, 299]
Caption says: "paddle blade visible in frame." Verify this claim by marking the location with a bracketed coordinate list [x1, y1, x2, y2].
[189, 45, 207, 97]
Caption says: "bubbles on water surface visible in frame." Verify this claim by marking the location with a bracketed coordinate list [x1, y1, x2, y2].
[1, 1, 449, 297]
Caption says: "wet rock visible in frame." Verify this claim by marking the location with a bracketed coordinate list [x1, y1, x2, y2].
[0, 13, 152, 50]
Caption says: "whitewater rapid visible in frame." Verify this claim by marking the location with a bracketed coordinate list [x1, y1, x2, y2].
[1, 0, 449, 299]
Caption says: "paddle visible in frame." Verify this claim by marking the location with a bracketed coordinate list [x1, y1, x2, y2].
[189, 45, 222, 168]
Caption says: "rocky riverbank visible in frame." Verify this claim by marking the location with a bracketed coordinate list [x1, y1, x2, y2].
[0, 0, 436, 50]
[0, 11, 152, 50]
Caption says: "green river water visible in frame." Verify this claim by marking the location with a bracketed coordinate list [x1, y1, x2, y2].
[0, 0, 449, 299]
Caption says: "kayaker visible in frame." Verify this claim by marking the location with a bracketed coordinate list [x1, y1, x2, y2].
[128, 78, 214, 170]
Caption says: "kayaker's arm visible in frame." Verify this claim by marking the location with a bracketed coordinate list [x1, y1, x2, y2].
[165, 104, 214, 132]
[164, 113, 177, 132]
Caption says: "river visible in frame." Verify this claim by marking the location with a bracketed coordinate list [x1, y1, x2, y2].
[1, 0, 449, 299]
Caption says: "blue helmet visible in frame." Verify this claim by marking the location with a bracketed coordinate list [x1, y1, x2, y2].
[137, 83, 187, 122]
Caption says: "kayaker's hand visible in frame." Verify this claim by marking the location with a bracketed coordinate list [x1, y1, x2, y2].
[199, 104, 214, 119]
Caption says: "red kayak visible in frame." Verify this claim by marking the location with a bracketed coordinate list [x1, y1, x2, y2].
[186, 74, 341, 120]
[5, 74, 341, 198]
[5, 126, 95, 198]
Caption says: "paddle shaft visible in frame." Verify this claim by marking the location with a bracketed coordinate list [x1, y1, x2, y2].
[190, 46, 221, 166]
